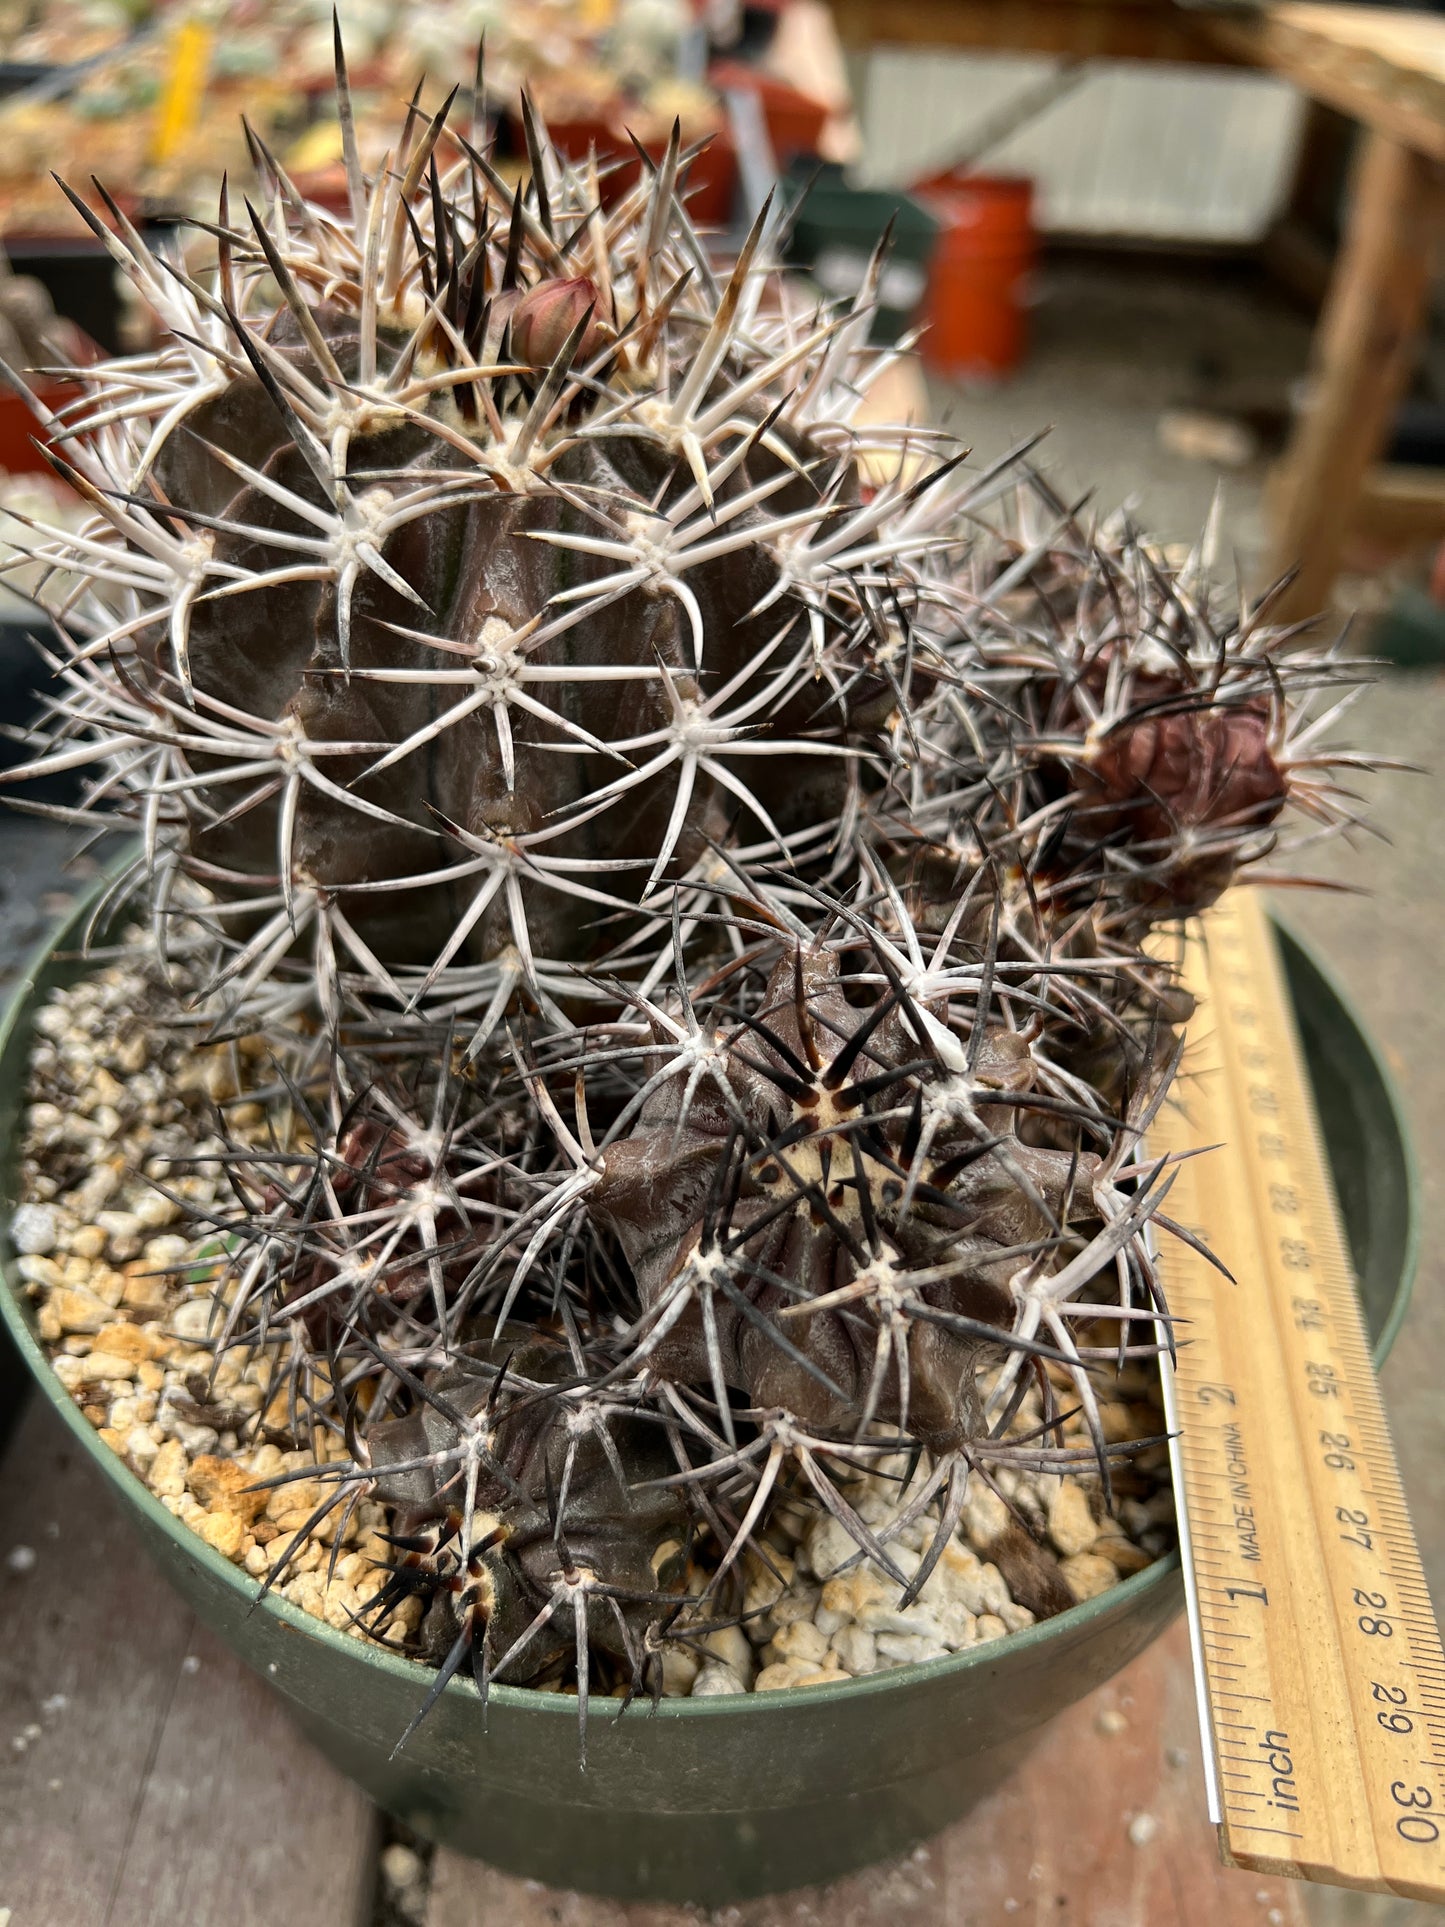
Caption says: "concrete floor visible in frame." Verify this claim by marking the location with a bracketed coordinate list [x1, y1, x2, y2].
[930, 253, 1314, 574]
[0, 258, 1441, 1924]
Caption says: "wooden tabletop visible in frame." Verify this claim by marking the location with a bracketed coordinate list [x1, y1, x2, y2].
[826, 0, 1223, 61]
[1203, 4, 1445, 164]
[829, 0, 1445, 164]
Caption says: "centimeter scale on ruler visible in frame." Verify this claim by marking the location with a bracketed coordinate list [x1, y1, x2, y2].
[1149, 890, 1445, 1900]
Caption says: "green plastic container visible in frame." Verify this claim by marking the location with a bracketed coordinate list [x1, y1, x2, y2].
[781, 162, 940, 345]
[0, 894, 1417, 1905]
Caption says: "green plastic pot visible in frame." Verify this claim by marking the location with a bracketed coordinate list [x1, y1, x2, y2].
[0, 891, 1418, 1905]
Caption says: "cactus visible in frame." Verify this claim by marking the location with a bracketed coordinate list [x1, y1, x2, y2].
[5, 52, 1374, 1726]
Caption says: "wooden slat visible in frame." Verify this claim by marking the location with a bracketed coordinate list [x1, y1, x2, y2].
[826, 0, 1221, 61]
[829, 0, 1445, 159]
[425, 1622, 1309, 1927]
[1349, 465, 1445, 551]
[1204, 5, 1445, 164]
[1263, 129, 1436, 623]
[0, 1395, 378, 1927]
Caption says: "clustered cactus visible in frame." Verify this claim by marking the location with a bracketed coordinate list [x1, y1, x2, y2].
[6, 47, 1371, 1738]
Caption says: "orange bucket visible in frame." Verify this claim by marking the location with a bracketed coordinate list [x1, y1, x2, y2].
[912, 171, 1036, 382]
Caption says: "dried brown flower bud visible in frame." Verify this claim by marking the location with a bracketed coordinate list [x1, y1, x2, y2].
[1088, 702, 1285, 838]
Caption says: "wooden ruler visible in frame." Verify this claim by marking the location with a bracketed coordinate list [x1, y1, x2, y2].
[1150, 889, 1445, 1899]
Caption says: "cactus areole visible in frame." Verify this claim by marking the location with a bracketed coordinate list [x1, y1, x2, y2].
[4, 45, 1374, 1748]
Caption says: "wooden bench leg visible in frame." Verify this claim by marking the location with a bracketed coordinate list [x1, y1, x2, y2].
[1265, 130, 1437, 627]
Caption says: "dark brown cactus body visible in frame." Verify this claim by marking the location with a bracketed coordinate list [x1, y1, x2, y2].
[367, 1333, 690, 1686]
[592, 947, 1105, 1454]
[138, 307, 876, 973]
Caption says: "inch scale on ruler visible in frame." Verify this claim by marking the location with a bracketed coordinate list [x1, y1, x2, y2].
[1150, 890, 1445, 1900]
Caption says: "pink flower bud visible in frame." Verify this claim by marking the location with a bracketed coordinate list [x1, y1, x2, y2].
[508, 276, 608, 368]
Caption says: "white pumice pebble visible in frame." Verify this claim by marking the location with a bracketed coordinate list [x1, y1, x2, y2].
[691, 1663, 747, 1698]
[9, 1204, 57, 1255]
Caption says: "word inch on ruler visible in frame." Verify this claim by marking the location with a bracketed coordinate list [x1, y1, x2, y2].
[1153, 890, 1445, 1901]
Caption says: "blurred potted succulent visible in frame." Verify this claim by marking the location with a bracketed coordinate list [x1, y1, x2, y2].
[0, 39, 1395, 1904]
[0, 248, 93, 471]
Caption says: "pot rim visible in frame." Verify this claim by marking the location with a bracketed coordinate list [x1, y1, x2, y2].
[0, 879, 1415, 1724]
[1269, 911, 1421, 1361]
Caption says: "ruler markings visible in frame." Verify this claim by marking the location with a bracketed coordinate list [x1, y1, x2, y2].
[1225, 898, 1445, 1898]
[1152, 891, 1445, 1900]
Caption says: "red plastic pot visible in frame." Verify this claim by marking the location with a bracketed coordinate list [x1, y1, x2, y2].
[710, 60, 828, 165]
[912, 170, 1036, 383]
[0, 378, 85, 476]
[528, 113, 737, 227]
